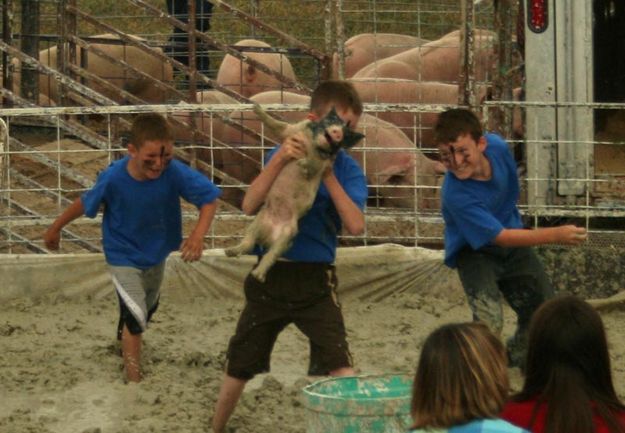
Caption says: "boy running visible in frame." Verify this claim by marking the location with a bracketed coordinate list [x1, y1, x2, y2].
[44, 113, 221, 382]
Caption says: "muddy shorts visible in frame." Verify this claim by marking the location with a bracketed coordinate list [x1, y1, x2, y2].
[226, 260, 352, 380]
[456, 245, 553, 367]
[109, 262, 165, 338]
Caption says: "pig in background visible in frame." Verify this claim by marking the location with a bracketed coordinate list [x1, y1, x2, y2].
[350, 78, 524, 148]
[332, 33, 430, 79]
[349, 78, 459, 149]
[355, 114, 444, 210]
[10, 34, 174, 105]
[208, 90, 444, 210]
[352, 29, 497, 84]
[215, 39, 298, 98]
[169, 89, 240, 170]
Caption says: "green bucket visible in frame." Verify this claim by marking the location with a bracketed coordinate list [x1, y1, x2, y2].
[302, 374, 413, 433]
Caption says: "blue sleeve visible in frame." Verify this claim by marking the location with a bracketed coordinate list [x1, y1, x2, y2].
[444, 186, 504, 249]
[81, 169, 110, 218]
[265, 146, 279, 163]
[172, 161, 222, 208]
[337, 154, 368, 209]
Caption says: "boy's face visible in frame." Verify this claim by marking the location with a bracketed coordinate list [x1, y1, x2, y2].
[438, 133, 487, 180]
[127, 139, 174, 181]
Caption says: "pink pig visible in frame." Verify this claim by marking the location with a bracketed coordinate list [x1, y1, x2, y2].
[31, 34, 174, 104]
[352, 29, 497, 84]
[332, 33, 430, 79]
[215, 39, 298, 98]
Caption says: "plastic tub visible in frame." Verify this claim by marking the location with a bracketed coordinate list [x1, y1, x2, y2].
[302, 374, 413, 433]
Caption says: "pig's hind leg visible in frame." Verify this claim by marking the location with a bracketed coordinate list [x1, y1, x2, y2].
[224, 218, 260, 257]
[251, 221, 298, 283]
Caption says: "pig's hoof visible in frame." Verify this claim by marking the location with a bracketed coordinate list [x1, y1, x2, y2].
[224, 248, 240, 257]
[251, 268, 266, 283]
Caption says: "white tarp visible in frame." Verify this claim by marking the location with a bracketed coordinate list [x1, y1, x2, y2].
[1, 244, 465, 303]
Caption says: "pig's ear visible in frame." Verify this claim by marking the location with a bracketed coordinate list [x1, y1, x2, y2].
[341, 130, 364, 149]
[324, 106, 341, 124]
[244, 65, 256, 83]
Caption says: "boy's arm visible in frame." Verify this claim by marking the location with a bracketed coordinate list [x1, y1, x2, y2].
[494, 225, 587, 247]
[241, 133, 306, 215]
[43, 198, 85, 250]
[179, 201, 218, 262]
[322, 169, 365, 235]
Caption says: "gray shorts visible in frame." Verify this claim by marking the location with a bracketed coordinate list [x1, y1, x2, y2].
[109, 262, 165, 334]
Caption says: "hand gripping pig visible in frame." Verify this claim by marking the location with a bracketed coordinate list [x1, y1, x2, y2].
[224, 105, 364, 282]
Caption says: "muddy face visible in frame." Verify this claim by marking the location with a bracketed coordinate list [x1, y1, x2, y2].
[127, 139, 174, 181]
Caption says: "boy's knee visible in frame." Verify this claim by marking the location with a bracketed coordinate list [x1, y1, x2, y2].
[501, 276, 551, 312]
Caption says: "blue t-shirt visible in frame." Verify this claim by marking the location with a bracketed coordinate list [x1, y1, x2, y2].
[81, 156, 222, 268]
[410, 418, 530, 433]
[441, 133, 523, 268]
[254, 147, 368, 263]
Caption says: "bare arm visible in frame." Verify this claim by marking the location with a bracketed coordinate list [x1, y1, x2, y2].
[494, 224, 587, 248]
[241, 133, 306, 215]
[43, 198, 85, 250]
[180, 201, 219, 262]
[323, 169, 365, 235]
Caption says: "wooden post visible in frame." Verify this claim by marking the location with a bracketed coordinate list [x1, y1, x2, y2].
[187, 0, 197, 97]
[20, 0, 39, 101]
[333, 0, 345, 80]
[458, 0, 476, 108]
[2, 0, 13, 107]
[58, 0, 67, 106]
[493, 0, 515, 139]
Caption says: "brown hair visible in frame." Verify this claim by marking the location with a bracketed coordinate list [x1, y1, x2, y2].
[411, 322, 509, 429]
[129, 113, 173, 148]
[309, 80, 363, 117]
[514, 295, 625, 433]
[434, 108, 483, 145]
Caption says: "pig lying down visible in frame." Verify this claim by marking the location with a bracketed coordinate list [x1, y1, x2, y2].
[225, 105, 364, 282]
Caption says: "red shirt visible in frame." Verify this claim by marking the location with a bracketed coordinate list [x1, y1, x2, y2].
[502, 399, 625, 433]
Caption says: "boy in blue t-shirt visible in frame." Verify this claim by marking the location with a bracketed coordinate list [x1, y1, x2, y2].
[434, 108, 586, 367]
[43, 113, 221, 382]
[211, 81, 368, 433]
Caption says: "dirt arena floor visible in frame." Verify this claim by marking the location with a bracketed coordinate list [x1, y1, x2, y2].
[3, 268, 625, 433]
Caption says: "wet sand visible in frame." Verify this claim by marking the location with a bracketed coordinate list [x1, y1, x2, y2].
[3, 265, 625, 433]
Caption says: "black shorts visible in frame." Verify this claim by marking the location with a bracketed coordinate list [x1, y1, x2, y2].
[226, 260, 352, 380]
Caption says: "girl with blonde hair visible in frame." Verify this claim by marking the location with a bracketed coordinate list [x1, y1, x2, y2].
[411, 322, 528, 433]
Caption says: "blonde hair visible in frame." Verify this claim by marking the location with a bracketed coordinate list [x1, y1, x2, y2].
[411, 322, 509, 429]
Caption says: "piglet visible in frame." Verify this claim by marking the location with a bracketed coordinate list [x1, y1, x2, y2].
[225, 105, 364, 282]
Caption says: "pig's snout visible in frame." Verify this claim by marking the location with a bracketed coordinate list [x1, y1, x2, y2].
[325, 125, 344, 144]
